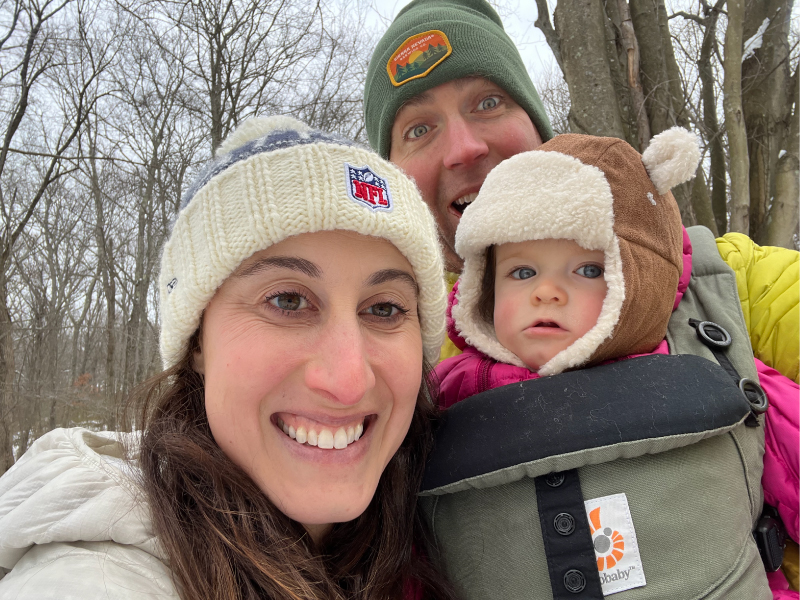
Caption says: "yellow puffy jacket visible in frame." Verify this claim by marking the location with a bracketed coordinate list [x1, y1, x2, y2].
[716, 233, 799, 383]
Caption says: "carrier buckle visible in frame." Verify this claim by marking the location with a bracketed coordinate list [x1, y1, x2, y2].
[754, 505, 786, 572]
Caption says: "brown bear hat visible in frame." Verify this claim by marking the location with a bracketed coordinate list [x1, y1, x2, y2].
[453, 127, 701, 375]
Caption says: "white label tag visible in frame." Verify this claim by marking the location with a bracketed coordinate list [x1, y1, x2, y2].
[584, 493, 646, 596]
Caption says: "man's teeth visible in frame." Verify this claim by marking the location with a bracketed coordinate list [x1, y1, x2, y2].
[454, 192, 478, 206]
[278, 418, 363, 449]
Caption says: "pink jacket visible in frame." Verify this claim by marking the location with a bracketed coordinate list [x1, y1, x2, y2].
[434, 229, 799, 598]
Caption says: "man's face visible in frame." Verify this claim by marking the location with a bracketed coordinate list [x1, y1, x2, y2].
[389, 77, 542, 272]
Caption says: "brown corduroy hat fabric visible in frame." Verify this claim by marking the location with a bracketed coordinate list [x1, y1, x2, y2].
[453, 127, 701, 375]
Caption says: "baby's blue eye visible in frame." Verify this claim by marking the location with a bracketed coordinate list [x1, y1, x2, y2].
[576, 264, 604, 279]
[511, 267, 536, 280]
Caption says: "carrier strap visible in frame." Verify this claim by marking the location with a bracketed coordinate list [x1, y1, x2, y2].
[688, 319, 769, 427]
[423, 354, 751, 493]
[535, 469, 604, 599]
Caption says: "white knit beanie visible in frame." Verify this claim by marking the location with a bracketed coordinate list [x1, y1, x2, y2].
[159, 116, 447, 367]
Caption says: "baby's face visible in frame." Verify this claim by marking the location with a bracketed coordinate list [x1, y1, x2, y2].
[494, 239, 607, 371]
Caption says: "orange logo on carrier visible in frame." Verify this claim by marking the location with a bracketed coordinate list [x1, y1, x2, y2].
[589, 506, 625, 571]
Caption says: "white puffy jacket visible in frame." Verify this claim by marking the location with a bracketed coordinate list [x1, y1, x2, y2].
[0, 427, 180, 599]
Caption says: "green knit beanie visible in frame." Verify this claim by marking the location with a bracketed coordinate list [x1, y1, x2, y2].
[364, 0, 554, 159]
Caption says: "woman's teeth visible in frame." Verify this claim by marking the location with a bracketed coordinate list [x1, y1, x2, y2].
[277, 417, 363, 449]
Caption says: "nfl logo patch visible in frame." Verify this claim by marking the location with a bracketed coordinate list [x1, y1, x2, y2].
[345, 164, 393, 212]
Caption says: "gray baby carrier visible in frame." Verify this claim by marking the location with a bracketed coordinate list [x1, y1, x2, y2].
[420, 227, 772, 599]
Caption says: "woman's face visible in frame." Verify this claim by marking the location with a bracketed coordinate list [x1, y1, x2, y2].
[195, 231, 423, 539]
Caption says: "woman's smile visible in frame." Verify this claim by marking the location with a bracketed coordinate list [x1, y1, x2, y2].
[274, 413, 372, 449]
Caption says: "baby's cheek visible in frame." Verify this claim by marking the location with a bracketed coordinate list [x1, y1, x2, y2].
[493, 292, 522, 346]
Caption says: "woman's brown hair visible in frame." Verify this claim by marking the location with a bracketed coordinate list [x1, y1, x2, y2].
[131, 331, 456, 600]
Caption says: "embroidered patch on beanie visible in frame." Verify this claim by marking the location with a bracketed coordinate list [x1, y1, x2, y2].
[345, 164, 393, 212]
[386, 30, 452, 86]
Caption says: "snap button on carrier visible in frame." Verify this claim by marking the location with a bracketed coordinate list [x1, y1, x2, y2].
[545, 472, 565, 487]
[563, 569, 586, 593]
[554, 513, 576, 535]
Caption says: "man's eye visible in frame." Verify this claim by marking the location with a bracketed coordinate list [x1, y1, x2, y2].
[477, 96, 499, 111]
[407, 124, 429, 139]
[269, 293, 307, 311]
[511, 267, 536, 280]
[576, 264, 604, 279]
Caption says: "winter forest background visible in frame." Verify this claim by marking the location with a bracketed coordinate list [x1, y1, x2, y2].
[0, 0, 797, 473]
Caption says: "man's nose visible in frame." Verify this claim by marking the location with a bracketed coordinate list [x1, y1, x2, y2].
[531, 279, 567, 305]
[304, 314, 376, 406]
[442, 116, 489, 169]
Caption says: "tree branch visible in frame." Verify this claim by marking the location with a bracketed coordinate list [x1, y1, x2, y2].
[534, 0, 564, 72]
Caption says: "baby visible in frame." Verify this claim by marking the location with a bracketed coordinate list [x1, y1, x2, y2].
[436, 129, 690, 402]
[429, 129, 798, 600]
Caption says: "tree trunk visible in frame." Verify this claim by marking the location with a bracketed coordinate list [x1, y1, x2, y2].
[90, 137, 117, 429]
[124, 147, 158, 396]
[609, 0, 650, 150]
[691, 167, 719, 235]
[0, 272, 15, 473]
[554, 0, 627, 138]
[629, 0, 674, 135]
[697, 2, 727, 234]
[602, 0, 640, 148]
[742, 0, 794, 243]
[766, 63, 799, 248]
[723, 0, 750, 233]
[657, 0, 688, 127]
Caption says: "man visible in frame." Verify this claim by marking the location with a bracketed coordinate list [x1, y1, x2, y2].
[364, 0, 552, 275]
[364, 0, 797, 382]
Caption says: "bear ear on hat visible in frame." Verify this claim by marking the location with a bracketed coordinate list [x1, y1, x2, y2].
[641, 127, 701, 195]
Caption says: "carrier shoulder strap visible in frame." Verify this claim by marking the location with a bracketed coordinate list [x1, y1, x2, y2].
[421, 354, 751, 494]
[667, 226, 757, 382]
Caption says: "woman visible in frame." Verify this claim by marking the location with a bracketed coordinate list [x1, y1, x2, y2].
[0, 116, 456, 599]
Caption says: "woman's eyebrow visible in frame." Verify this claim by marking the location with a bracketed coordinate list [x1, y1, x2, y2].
[365, 269, 419, 296]
[234, 256, 321, 279]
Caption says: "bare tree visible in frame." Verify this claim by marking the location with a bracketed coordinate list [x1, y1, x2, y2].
[533, 0, 797, 245]
[147, 0, 324, 154]
[723, 0, 750, 233]
[741, 0, 795, 242]
[766, 61, 798, 248]
[0, 0, 112, 469]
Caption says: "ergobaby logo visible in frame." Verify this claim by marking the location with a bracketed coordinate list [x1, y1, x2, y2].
[345, 164, 393, 212]
[584, 493, 646, 595]
[589, 506, 625, 570]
